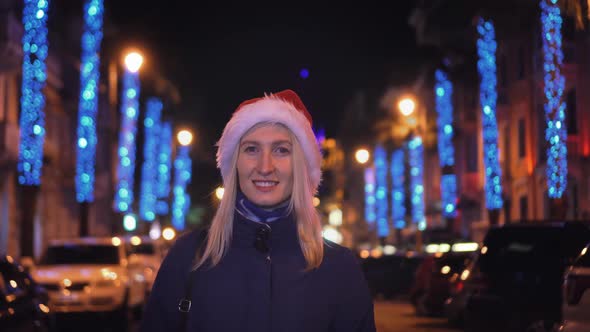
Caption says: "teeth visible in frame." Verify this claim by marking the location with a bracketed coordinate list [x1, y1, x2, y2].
[253, 181, 277, 187]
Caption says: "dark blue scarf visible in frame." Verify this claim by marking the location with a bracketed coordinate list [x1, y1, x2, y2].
[235, 190, 291, 223]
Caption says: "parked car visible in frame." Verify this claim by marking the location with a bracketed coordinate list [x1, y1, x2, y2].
[459, 222, 590, 332]
[561, 242, 590, 332]
[31, 237, 147, 330]
[123, 235, 165, 296]
[361, 251, 425, 299]
[0, 254, 52, 332]
[410, 251, 473, 316]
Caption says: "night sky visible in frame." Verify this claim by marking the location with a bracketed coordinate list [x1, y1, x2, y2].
[105, 0, 429, 209]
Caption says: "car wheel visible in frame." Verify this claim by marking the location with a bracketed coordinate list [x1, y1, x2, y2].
[112, 290, 132, 332]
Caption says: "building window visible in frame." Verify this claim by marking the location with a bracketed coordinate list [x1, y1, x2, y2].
[519, 195, 528, 221]
[498, 54, 508, 88]
[518, 118, 526, 158]
[466, 133, 478, 173]
[567, 89, 578, 135]
[517, 46, 526, 80]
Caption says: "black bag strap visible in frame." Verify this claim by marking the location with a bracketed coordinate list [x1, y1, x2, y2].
[178, 229, 208, 332]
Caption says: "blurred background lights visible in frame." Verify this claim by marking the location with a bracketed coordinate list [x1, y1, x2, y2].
[215, 186, 224, 200]
[328, 208, 342, 226]
[124, 51, 143, 73]
[162, 227, 176, 241]
[149, 221, 161, 240]
[398, 97, 416, 116]
[355, 148, 370, 164]
[299, 68, 309, 79]
[322, 225, 342, 244]
[177, 129, 193, 146]
[123, 213, 137, 231]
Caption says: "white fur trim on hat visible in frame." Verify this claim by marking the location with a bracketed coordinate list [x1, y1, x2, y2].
[216, 94, 322, 191]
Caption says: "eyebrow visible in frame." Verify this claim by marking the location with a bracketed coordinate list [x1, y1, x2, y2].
[240, 140, 292, 147]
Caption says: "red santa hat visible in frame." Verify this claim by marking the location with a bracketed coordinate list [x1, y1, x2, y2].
[216, 89, 322, 191]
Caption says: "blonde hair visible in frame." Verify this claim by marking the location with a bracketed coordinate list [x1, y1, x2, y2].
[194, 122, 324, 270]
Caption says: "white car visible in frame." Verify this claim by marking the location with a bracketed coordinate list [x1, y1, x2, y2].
[31, 237, 146, 322]
[561, 243, 590, 332]
[123, 235, 165, 295]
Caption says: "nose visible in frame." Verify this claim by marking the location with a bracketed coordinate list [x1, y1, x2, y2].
[258, 150, 274, 175]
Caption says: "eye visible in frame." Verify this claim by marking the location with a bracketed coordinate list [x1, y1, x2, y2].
[243, 145, 258, 153]
[274, 146, 291, 155]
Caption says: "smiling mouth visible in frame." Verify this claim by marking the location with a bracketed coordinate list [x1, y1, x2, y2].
[252, 180, 278, 188]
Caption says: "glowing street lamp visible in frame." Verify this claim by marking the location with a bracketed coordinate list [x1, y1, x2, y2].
[124, 52, 143, 73]
[177, 129, 193, 146]
[355, 148, 370, 164]
[398, 97, 416, 117]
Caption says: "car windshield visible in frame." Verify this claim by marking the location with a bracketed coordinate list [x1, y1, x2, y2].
[479, 225, 590, 273]
[41, 244, 120, 265]
[127, 243, 155, 255]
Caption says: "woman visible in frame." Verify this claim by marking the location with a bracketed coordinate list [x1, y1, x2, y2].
[140, 89, 375, 332]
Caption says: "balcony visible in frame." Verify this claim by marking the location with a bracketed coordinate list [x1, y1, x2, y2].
[0, 121, 19, 165]
[567, 135, 588, 158]
[0, 11, 23, 71]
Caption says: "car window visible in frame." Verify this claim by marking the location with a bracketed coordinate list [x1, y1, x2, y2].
[127, 243, 155, 255]
[41, 244, 120, 265]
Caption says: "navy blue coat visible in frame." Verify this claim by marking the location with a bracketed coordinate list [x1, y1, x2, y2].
[140, 213, 375, 332]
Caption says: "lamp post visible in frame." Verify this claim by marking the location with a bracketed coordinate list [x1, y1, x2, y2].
[398, 96, 425, 252]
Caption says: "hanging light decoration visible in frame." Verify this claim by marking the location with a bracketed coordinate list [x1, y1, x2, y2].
[434, 69, 458, 218]
[364, 167, 376, 225]
[75, 0, 104, 202]
[171, 145, 192, 231]
[540, 0, 567, 198]
[155, 121, 173, 215]
[113, 53, 142, 213]
[17, 0, 51, 185]
[408, 136, 426, 230]
[139, 98, 162, 221]
[374, 145, 389, 237]
[391, 149, 405, 229]
[476, 17, 504, 210]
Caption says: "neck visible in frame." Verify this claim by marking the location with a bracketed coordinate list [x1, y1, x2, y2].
[235, 190, 291, 223]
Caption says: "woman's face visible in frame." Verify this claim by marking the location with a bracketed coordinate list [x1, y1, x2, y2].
[237, 124, 294, 207]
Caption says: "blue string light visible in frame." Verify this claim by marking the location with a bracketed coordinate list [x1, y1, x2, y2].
[17, 0, 51, 185]
[113, 70, 140, 213]
[171, 145, 192, 231]
[408, 136, 426, 231]
[540, 0, 567, 198]
[441, 174, 458, 216]
[156, 121, 172, 215]
[374, 145, 389, 237]
[139, 98, 162, 221]
[476, 18, 504, 210]
[364, 167, 376, 225]
[75, 0, 103, 202]
[434, 69, 458, 218]
[391, 149, 405, 229]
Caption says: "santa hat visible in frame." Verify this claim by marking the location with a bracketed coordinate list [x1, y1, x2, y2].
[216, 89, 322, 191]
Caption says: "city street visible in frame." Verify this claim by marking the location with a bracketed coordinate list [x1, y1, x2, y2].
[374, 300, 459, 332]
[49, 299, 459, 332]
